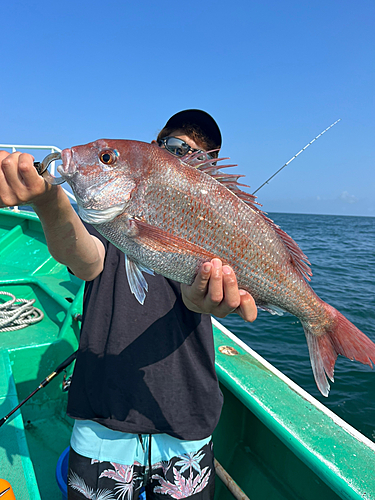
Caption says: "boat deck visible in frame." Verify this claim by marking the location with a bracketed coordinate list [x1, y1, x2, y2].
[0, 209, 81, 499]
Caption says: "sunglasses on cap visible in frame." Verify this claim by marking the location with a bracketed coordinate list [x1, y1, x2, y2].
[157, 137, 213, 160]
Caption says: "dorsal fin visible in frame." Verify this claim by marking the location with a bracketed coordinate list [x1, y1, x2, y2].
[182, 152, 312, 281]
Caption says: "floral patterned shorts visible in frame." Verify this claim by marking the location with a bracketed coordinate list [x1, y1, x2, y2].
[67, 438, 215, 500]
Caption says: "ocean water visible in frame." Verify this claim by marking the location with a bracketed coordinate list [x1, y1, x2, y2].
[218, 213, 375, 442]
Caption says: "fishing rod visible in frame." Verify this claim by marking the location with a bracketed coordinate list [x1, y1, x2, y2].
[252, 119, 341, 195]
[0, 351, 77, 428]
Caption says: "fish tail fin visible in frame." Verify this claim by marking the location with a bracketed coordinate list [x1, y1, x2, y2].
[302, 302, 375, 397]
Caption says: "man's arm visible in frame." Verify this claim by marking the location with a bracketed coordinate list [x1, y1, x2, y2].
[0, 151, 105, 280]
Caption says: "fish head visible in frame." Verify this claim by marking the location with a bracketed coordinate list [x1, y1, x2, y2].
[59, 139, 144, 223]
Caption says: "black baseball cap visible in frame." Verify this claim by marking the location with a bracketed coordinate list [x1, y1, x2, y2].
[163, 109, 222, 150]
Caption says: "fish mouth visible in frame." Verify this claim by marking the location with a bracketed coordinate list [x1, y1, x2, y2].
[58, 148, 75, 177]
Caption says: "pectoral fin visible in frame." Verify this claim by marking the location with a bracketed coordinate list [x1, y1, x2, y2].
[123, 218, 223, 304]
[130, 218, 220, 262]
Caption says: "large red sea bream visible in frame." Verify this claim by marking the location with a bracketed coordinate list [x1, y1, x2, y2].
[58, 139, 375, 396]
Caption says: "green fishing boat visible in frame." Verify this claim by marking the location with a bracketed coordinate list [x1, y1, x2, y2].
[0, 207, 374, 500]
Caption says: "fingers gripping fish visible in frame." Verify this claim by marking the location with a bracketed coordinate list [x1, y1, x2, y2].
[57, 139, 375, 397]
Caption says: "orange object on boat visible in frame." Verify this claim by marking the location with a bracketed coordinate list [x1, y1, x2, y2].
[0, 479, 16, 499]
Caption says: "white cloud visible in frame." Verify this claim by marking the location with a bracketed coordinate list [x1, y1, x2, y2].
[339, 191, 358, 204]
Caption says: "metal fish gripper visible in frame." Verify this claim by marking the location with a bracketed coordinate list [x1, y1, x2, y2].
[33, 152, 65, 185]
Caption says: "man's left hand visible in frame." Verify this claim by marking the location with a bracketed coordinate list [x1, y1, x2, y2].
[181, 258, 257, 322]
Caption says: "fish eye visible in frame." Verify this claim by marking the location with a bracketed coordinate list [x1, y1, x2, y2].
[99, 150, 117, 165]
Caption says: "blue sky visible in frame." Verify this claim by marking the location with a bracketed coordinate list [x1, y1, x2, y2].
[1, 0, 374, 216]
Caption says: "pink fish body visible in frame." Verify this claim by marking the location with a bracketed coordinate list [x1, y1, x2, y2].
[59, 139, 375, 396]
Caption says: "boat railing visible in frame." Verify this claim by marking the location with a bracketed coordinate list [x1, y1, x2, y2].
[0, 144, 76, 207]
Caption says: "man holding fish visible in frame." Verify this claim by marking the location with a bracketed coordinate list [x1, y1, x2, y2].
[0, 110, 257, 499]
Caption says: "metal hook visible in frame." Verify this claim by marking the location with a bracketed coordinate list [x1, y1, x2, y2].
[33, 152, 65, 185]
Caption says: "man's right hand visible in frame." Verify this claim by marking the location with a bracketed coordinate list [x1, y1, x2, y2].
[0, 150, 105, 281]
[0, 151, 56, 208]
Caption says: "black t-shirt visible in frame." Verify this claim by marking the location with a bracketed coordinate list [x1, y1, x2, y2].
[67, 224, 223, 440]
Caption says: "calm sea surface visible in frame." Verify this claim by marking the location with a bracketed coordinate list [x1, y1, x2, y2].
[218, 213, 375, 442]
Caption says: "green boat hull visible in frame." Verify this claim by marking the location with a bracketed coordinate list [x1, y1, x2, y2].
[0, 208, 374, 500]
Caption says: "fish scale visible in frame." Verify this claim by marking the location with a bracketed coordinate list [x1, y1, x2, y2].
[58, 138, 375, 397]
[136, 167, 311, 315]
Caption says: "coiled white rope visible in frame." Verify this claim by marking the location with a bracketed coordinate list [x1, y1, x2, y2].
[0, 291, 44, 332]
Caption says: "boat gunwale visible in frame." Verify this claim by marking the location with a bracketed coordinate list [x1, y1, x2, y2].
[213, 317, 375, 499]
[212, 318, 375, 452]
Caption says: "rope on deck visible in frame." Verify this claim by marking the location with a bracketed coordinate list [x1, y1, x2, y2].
[0, 291, 44, 332]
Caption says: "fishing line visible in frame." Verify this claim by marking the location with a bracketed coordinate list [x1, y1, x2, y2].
[252, 119, 341, 195]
